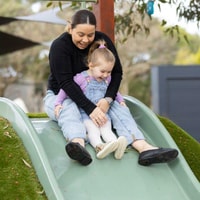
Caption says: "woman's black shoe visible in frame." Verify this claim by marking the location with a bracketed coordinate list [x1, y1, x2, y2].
[138, 148, 178, 166]
[65, 142, 92, 166]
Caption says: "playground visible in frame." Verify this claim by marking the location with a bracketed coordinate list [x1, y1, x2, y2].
[0, 1, 200, 199]
[0, 96, 200, 199]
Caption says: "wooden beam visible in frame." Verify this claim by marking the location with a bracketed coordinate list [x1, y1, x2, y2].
[92, 0, 115, 43]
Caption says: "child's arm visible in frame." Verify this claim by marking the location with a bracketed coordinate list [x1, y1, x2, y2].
[54, 89, 68, 118]
[55, 89, 68, 106]
[106, 76, 125, 105]
[54, 72, 87, 118]
[115, 92, 126, 106]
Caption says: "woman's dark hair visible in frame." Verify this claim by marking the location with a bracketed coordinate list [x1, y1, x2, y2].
[71, 9, 96, 28]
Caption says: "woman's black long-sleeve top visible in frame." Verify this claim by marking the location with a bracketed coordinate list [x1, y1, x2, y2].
[48, 31, 123, 115]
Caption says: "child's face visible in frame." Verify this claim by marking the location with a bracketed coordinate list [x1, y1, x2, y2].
[90, 58, 114, 82]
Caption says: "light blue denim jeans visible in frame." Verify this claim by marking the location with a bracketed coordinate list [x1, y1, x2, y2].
[43, 90, 87, 141]
[108, 101, 145, 145]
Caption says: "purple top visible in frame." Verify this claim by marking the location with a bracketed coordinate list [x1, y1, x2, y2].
[55, 71, 124, 106]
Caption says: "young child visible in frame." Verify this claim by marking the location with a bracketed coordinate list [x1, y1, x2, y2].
[54, 40, 127, 160]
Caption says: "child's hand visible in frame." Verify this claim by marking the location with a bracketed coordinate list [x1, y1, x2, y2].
[54, 104, 63, 118]
[120, 101, 126, 106]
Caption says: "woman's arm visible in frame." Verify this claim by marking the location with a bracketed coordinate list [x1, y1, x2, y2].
[100, 32, 123, 99]
[49, 36, 96, 116]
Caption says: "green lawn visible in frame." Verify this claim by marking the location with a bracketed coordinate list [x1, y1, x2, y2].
[158, 116, 200, 181]
[0, 117, 47, 200]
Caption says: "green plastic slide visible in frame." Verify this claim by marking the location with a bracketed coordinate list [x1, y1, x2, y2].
[0, 96, 199, 200]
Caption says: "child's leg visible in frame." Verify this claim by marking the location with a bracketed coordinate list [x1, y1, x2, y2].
[108, 101, 145, 145]
[114, 136, 127, 160]
[83, 119, 102, 148]
[99, 121, 117, 142]
[96, 141, 118, 159]
[100, 121, 127, 160]
[84, 120, 118, 159]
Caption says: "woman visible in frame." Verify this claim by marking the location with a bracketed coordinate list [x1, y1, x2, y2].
[54, 40, 127, 160]
[44, 9, 178, 166]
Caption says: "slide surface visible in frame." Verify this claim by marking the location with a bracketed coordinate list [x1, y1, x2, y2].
[0, 96, 199, 200]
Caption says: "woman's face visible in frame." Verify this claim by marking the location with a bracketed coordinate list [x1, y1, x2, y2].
[69, 24, 95, 49]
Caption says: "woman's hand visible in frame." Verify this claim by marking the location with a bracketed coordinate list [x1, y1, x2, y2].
[89, 106, 108, 127]
[54, 104, 63, 118]
[96, 98, 110, 113]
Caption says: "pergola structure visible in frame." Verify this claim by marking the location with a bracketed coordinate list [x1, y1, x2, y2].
[92, 0, 114, 42]
[67, 0, 115, 41]
[0, 0, 115, 55]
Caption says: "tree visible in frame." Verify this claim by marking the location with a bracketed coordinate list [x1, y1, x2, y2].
[114, 0, 200, 42]
[1, 0, 200, 110]
[117, 17, 179, 106]
[53, 0, 199, 42]
[0, 0, 64, 111]
[174, 30, 200, 64]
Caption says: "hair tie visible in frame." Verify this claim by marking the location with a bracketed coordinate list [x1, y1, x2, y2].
[99, 44, 106, 49]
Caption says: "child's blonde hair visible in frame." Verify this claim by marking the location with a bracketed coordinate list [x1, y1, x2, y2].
[87, 40, 115, 67]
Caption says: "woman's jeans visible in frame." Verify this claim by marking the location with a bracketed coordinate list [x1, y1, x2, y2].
[43, 90, 87, 141]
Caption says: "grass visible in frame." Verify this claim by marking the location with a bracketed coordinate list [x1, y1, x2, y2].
[0, 114, 199, 200]
[158, 116, 200, 181]
[0, 117, 47, 200]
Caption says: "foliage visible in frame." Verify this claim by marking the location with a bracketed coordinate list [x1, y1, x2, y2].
[1, 1, 200, 110]
[128, 73, 151, 106]
[117, 18, 179, 105]
[172, 28, 200, 64]
[54, 0, 200, 43]
[114, 0, 200, 42]
[0, 0, 64, 97]
[0, 117, 47, 200]
[176, 0, 200, 23]
[174, 47, 200, 65]
[27, 112, 48, 118]
[159, 115, 200, 182]
[0, 0, 24, 16]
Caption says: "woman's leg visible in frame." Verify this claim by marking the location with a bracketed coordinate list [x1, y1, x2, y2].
[43, 90, 92, 166]
[108, 101, 178, 165]
[44, 90, 87, 140]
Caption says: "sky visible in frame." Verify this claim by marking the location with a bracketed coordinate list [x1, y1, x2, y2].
[153, 1, 200, 35]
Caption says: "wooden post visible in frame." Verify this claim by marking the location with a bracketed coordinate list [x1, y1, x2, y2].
[92, 0, 115, 43]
